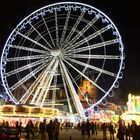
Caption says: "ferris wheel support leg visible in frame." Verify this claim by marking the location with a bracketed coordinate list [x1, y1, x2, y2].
[40, 59, 59, 107]
[59, 59, 86, 119]
[59, 63, 73, 113]
[30, 58, 56, 104]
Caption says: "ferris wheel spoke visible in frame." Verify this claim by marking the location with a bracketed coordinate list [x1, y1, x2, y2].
[24, 27, 34, 36]
[41, 15, 56, 48]
[59, 62, 73, 113]
[59, 58, 86, 118]
[36, 59, 59, 107]
[30, 57, 56, 104]
[69, 39, 119, 54]
[63, 14, 100, 51]
[40, 78, 54, 107]
[51, 67, 58, 108]
[59, 8, 71, 46]
[62, 10, 86, 49]
[17, 31, 51, 51]
[19, 68, 47, 104]
[64, 24, 112, 53]
[65, 57, 117, 77]
[55, 10, 59, 47]
[35, 75, 51, 106]
[40, 60, 58, 107]
[9, 61, 50, 92]
[6, 55, 46, 62]
[62, 58, 107, 95]
[29, 23, 52, 49]
[5, 57, 49, 77]
[66, 67, 91, 107]
[19, 71, 46, 104]
[67, 54, 122, 60]
[8, 44, 49, 54]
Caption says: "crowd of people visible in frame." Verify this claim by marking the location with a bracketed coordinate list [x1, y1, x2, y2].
[40, 118, 60, 140]
[116, 120, 140, 140]
[0, 118, 60, 140]
[25, 118, 60, 140]
[74, 119, 140, 140]
[0, 118, 140, 140]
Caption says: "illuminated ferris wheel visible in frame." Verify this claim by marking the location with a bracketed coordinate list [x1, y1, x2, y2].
[0, 2, 124, 118]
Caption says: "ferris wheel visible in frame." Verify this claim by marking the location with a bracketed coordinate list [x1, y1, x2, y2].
[1, 2, 124, 118]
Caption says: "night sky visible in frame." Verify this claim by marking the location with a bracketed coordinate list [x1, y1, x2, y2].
[0, 0, 140, 102]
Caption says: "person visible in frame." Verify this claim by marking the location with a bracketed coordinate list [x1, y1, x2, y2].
[40, 119, 47, 140]
[46, 120, 55, 140]
[85, 119, 91, 138]
[123, 123, 131, 140]
[117, 124, 125, 140]
[91, 122, 98, 135]
[130, 120, 139, 140]
[65, 121, 69, 131]
[91, 122, 95, 135]
[101, 123, 107, 140]
[108, 122, 114, 140]
[81, 120, 86, 138]
[18, 122, 22, 136]
[16, 121, 19, 128]
[25, 120, 34, 140]
[54, 118, 60, 140]
[25, 121, 30, 140]
[94, 122, 98, 135]
[39, 121, 43, 134]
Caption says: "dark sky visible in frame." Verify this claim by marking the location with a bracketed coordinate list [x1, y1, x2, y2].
[0, 0, 140, 101]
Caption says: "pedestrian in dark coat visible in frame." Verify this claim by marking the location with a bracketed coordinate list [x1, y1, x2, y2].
[86, 119, 91, 138]
[46, 120, 55, 140]
[54, 118, 60, 140]
[40, 119, 47, 140]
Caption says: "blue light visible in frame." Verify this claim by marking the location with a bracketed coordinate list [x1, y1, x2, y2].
[40, 10, 46, 16]
[88, 10, 92, 15]
[64, 5, 69, 11]
[109, 90, 114, 97]
[85, 111, 89, 117]
[102, 98, 107, 105]
[93, 106, 99, 112]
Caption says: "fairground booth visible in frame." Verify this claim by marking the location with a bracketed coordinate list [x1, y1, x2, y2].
[121, 93, 140, 124]
[0, 105, 61, 126]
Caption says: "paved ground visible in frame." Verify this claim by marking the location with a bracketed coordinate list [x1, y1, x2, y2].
[20, 128, 118, 140]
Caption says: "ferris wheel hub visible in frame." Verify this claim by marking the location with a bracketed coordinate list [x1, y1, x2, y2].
[51, 48, 61, 56]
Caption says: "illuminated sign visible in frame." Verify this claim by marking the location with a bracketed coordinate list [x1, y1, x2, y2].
[127, 94, 140, 113]
[135, 97, 140, 112]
